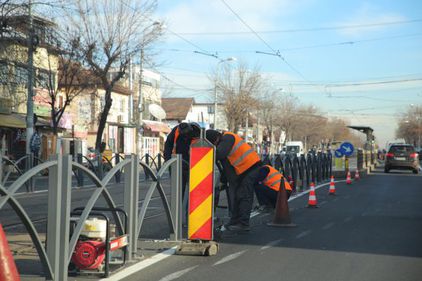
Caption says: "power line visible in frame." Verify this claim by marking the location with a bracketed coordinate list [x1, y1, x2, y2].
[118, 0, 214, 55]
[157, 32, 422, 54]
[219, 0, 311, 84]
[174, 19, 422, 35]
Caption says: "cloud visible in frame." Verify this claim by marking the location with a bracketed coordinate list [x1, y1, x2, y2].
[334, 2, 407, 37]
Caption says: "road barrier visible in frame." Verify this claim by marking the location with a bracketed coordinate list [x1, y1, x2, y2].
[261, 152, 332, 193]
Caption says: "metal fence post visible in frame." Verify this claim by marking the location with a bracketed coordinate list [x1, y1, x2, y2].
[124, 154, 139, 260]
[46, 154, 71, 281]
[170, 154, 182, 241]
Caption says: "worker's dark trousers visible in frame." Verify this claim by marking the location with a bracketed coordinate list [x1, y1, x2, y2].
[254, 185, 292, 208]
[230, 166, 260, 226]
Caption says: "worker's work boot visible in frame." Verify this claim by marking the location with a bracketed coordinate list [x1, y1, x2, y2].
[225, 223, 250, 232]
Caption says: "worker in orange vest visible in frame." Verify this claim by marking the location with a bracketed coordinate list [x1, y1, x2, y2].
[164, 122, 200, 198]
[254, 165, 292, 212]
[206, 129, 262, 232]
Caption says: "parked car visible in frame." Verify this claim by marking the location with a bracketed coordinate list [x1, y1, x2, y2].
[384, 144, 419, 174]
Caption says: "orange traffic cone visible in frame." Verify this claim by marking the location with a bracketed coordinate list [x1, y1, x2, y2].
[268, 179, 297, 227]
[354, 169, 360, 181]
[346, 171, 352, 184]
[307, 182, 318, 208]
[287, 176, 294, 189]
[328, 175, 336, 195]
[0, 224, 20, 281]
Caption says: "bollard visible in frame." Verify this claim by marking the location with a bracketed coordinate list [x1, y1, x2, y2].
[98, 153, 103, 180]
[115, 153, 121, 183]
[77, 153, 84, 187]
[145, 153, 150, 180]
[157, 153, 162, 170]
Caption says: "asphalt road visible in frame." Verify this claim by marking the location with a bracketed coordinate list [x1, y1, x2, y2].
[124, 166, 422, 281]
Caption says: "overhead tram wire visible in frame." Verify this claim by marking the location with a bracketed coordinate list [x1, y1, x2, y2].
[219, 0, 313, 85]
[157, 32, 422, 55]
[118, 0, 215, 56]
[174, 18, 422, 36]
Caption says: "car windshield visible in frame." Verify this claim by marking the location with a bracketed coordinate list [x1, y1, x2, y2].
[287, 146, 300, 153]
[389, 146, 415, 154]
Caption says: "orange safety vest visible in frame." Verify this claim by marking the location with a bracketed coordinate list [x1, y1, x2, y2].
[262, 165, 292, 192]
[172, 127, 180, 155]
[172, 127, 199, 155]
[225, 132, 260, 175]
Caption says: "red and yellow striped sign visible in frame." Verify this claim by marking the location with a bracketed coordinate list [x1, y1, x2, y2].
[188, 144, 214, 240]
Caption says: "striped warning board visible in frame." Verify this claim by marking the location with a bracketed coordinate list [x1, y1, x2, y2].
[188, 140, 214, 240]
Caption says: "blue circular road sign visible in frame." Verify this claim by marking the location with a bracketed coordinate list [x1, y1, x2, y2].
[335, 149, 344, 158]
[340, 142, 354, 157]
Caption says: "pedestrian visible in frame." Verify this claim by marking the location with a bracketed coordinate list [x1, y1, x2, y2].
[164, 122, 201, 198]
[206, 129, 262, 232]
[30, 129, 41, 166]
[254, 165, 292, 212]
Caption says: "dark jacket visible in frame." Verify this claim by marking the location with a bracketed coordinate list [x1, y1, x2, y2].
[164, 125, 195, 163]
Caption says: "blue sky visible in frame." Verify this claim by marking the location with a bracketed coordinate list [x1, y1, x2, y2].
[152, 0, 422, 147]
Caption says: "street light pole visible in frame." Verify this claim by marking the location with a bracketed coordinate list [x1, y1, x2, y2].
[26, 0, 34, 154]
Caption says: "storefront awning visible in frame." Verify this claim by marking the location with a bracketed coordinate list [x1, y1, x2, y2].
[0, 113, 55, 129]
[0, 113, 26, 128]
[142, 120, 171, 133]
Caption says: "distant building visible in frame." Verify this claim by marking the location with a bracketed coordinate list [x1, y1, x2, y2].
[0, 14, 59, 159]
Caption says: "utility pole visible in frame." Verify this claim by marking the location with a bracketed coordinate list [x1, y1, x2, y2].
[26, 0, 35, 154]
[135, 48, 144, 157]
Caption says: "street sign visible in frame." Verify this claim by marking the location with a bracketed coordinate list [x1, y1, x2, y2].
[335, 149, 344, 158]
[340, 141, 354, 157]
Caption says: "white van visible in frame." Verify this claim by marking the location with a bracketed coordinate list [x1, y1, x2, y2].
[285, 141, 304, 157]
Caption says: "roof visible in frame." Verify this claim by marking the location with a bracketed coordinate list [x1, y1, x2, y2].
[347, 126, 374, 133]
[142, 120, 171, 133]
[161, 98, 194, 121]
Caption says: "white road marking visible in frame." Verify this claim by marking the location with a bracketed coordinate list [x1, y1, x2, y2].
[158, 265, 198, 281]
[296, 230, 311, 239]
[80, 180, 348, 279]
[261, 239, 284, 250]
[322, 222, 335, 230]
[213, 250, 247, 266]
[99, 246, 177, 281]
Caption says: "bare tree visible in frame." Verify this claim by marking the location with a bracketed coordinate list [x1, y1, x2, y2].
[272, 92, 300, 144]
[213, 61, 263, 133]
[396, 104, 422, 147]
[40, 35, 91, 135]
[61, 0, 163, 150]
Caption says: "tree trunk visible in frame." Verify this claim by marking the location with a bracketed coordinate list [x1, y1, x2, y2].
[95, 88, 112, 151]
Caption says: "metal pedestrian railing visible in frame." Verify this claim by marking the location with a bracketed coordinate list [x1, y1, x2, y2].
[0, 152, 184, 281]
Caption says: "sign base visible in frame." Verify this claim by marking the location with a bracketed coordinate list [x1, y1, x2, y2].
[175, 240, 219, 256]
